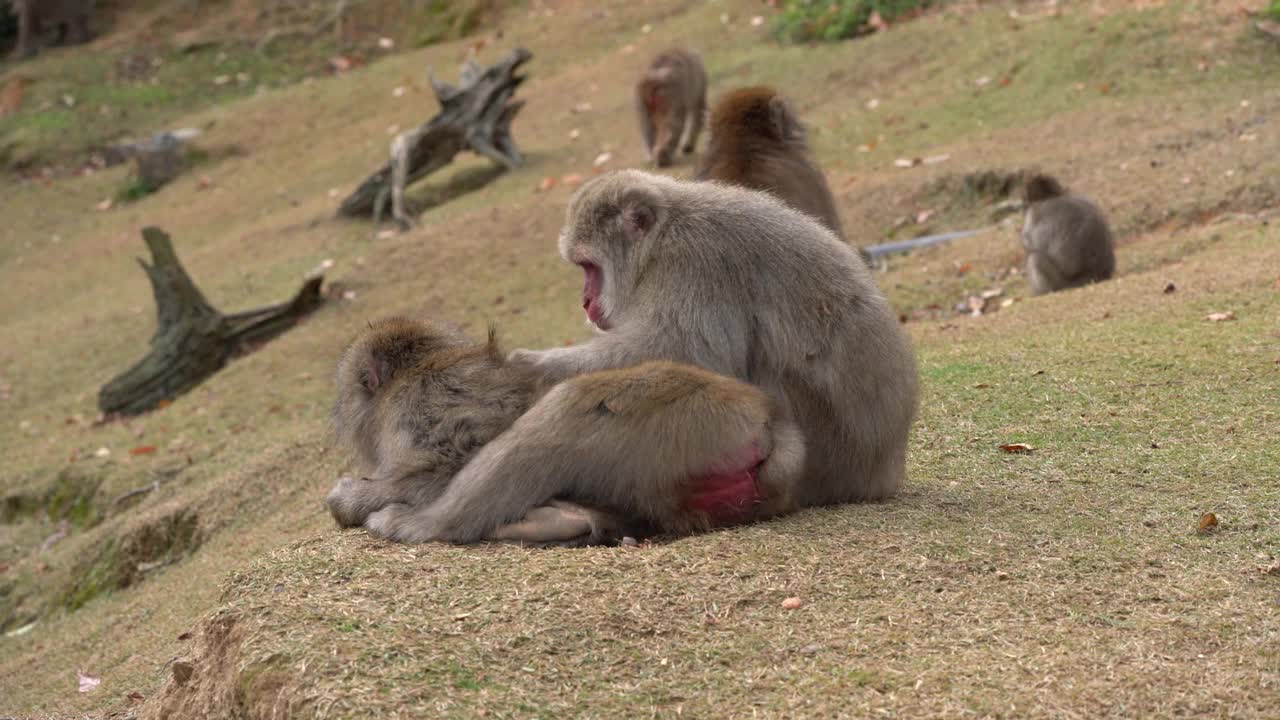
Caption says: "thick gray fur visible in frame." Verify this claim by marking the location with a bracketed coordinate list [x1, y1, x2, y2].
[1022, 193, 1116, 295]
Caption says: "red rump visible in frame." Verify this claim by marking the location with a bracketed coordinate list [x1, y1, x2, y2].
[684, 440, 765, 523]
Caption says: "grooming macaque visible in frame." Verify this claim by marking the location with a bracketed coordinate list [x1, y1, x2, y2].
[635, 48, 707, 168]
[8, 0, 96, 60]
[1021, 174, 1116, 295]
[327, 317, 628, 546]
[364, 170, 917, 545]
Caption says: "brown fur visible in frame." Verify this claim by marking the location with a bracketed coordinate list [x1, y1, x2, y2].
[635, 48, 707, 168]
[363, 170, 916, 545]
[1020, 174, 1116, 295]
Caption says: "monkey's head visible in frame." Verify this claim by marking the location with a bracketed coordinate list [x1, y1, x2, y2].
[558, 170, 680, 332]
[1023, 174, 1066, 205]
[333, 317, 477, 457]
[709, 86, 806, 146]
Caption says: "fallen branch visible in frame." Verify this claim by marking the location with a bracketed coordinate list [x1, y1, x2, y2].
[98, 227, 325, 416]
[338, 47, 532, 228]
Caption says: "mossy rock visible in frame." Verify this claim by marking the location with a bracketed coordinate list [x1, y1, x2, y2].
[44, 465, 104, 530]
[60, 507, 202, 612]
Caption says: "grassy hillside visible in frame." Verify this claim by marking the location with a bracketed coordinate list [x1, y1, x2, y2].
[0, 0, 1277, 717]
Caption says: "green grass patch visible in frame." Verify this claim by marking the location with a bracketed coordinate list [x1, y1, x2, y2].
[772, 0, 943, 43]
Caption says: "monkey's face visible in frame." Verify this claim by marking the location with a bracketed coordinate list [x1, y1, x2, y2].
[560, 172, 667, 332]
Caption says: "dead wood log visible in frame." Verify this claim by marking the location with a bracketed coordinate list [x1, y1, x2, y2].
[98, 227, 325, 417]
[338, 47, 532, 228]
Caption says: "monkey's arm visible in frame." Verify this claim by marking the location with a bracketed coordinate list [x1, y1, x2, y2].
[510, 324, 742, 385]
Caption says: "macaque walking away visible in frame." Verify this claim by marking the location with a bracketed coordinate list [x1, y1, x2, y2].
[364, 170, 916, 545]
[696, 87, 847, 238]
[1021, 174, 1116, 295]
[329, 318, 802, 546]
[635, 48, 707, 168]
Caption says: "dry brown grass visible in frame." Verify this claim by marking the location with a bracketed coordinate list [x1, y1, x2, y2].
[0, 0, 1277, 717]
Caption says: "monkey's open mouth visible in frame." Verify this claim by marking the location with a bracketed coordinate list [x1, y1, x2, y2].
[580, 262, 610, 330]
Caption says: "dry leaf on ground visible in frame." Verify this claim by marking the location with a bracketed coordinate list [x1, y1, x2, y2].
[1198, 512, 1218, 533]
[999, 443, 1034, 453]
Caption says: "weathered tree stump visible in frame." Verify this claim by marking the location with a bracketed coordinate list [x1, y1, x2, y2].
[98, 227, 325, 417]
[338, 47, 532, 229]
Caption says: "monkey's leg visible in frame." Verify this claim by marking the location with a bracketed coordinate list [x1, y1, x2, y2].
[637, 96, 657, 156]
[365, 365, 792, 545]
[655, 111, 685, 168]
[682, 101, 705, 154]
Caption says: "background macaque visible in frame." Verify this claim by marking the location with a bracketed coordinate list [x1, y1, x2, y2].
[327, 317, 627, 546]
[635, 48, 707, 168]
[8, 0, 96, 60]
[364, 170, 917, 545]
[1021, 174, 1116, 295]
[696, 87, 845, 237]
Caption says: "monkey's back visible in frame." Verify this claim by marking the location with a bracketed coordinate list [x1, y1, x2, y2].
[653, 177, 917, 502]
[1027, 195, 1116, 287]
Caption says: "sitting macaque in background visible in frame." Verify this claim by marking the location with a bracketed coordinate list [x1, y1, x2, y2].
[635, 48, 708, 168]
[696, 86, 872, 265]
[327, 317, 804, 546]
[1020, 174, 1116, 295]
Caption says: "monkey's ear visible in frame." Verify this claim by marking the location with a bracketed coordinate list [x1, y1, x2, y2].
[361, 355, 390, 394]
[767, 95, 803, 142]
[622, 202, 657, 239]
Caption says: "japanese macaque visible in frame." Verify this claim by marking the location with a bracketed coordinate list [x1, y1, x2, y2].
[363, 170, 917, 545]
[1021, 174, 1116, 295]
[9, 0, 96, 60]
[327, 318, 627, 546]
[635, 48, 707, 168]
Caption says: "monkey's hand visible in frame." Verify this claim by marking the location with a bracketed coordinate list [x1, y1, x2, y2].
[365, 503, 440, 544]
[327, 474, 409, 529]
[507, 346, 595, 384]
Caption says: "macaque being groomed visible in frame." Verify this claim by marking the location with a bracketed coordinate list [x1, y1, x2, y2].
[1021, 174, 1116, 295]
[328, 318, 803, 546]
[327, 318, 627, 546]
[363, 170, 918, 545]
[635, 48, 707, 168]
